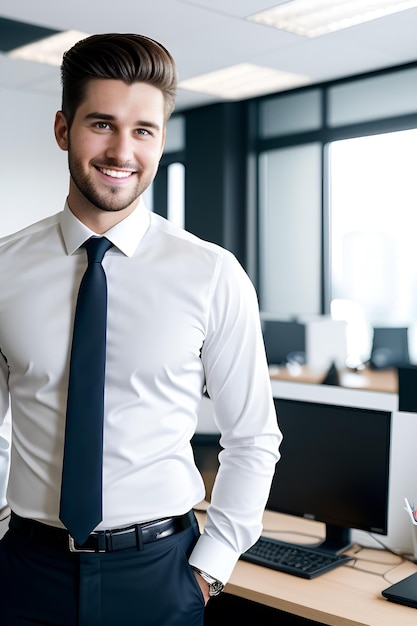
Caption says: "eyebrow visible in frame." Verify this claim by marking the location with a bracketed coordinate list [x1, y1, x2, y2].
[84, 112, 162, 132]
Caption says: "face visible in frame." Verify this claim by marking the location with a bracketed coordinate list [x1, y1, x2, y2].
[54, 79, 166, 226]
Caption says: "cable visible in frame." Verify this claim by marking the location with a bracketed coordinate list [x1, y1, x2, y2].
[365, 532, 417, 564]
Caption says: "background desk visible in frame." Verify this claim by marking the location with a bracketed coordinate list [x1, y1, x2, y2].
[197, 507, 417, 626]
[269, 365, 398, 394]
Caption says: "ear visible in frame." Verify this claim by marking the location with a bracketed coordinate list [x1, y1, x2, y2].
[54, 111, 69, 151]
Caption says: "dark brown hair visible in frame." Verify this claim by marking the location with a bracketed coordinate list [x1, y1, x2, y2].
[60, 33, 177, 127]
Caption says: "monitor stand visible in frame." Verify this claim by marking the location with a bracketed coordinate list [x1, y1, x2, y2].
[317, 524, 352, 554]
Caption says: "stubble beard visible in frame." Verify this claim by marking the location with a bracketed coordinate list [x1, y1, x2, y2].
[68, 152, 154, 213]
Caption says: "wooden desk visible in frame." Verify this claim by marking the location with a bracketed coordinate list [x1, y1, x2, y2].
[195, 507, 417, 626]
[269, 365, 398, 394]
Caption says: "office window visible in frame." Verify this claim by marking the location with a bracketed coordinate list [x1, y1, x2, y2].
[259, 143, 322, 315]
[328, 67, 417, 127]
[329, 129, 417, 361]
[150, 115, 185, 225]
[260, 89, 321, 138]
[164, 115, 185, 152]
[167, 162, 185, 228]
[149, 162, 185, 229]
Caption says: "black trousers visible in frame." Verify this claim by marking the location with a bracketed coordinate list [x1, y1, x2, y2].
[0, 518, 205, 626]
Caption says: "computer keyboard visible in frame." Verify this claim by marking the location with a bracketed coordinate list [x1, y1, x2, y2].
[240, 536, 352, 579]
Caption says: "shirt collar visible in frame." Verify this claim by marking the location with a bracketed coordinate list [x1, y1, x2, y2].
[59, 199, 151, 257]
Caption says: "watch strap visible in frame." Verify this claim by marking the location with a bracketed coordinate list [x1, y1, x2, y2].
[192, 567, 224, 596]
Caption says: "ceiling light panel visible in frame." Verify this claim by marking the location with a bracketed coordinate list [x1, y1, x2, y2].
[179, 63, 310, 100]
[7, 30, 89, 66]
[248, 0, 417, 38]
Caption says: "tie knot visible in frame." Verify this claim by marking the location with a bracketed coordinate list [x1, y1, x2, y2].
[84, 237, 113, 264]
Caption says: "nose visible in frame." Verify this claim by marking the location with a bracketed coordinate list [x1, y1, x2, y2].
[105, 130, 134, 164]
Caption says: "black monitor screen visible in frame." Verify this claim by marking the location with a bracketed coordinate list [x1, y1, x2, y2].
[262, 319, 306, 365]
[370, 326, 409, 369]
[398, 365, 417, 412]
[268, 398, 391, 553]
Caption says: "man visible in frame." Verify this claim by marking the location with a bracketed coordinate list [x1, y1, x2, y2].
[0, 33, 281, 625]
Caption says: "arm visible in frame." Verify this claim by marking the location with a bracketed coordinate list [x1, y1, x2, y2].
[188, 252, 282, 585]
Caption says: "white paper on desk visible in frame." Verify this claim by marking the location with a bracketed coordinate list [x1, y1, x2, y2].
[404, 497, 417, 525]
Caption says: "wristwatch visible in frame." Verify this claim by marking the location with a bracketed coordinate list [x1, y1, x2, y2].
[192, 567, 224, 596]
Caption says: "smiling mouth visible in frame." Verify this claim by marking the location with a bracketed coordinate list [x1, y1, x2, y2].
[97, 167, 135, 179]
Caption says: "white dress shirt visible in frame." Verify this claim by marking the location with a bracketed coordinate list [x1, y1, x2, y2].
[0, 201, 281, 583]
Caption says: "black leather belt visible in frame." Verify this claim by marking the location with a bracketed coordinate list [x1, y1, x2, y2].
[10, 511, 196, 553]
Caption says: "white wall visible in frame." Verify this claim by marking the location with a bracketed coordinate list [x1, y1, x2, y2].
[0, 87, 68, 237]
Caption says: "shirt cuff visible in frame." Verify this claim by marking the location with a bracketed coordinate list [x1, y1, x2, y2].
[188, 532, 240, 585]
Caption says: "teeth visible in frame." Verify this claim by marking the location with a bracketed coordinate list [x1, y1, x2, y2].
[99, 168, 133, 179]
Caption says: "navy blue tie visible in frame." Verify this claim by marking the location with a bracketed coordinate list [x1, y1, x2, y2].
[60, 237, 113, 545]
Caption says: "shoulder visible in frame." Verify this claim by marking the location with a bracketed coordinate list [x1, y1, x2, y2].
[0, 213, 61, 252]
[148, 213, 256, 297]
[149, 212, 236, 264]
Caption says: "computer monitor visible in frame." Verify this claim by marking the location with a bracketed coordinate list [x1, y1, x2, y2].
[267, 398, 391, 554]
[398, 364, 417, 412]
[261, 319, 305, 365]
[369, 326, 410, 369]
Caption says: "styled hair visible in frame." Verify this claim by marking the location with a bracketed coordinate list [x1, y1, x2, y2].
[60, 33, 177, 127]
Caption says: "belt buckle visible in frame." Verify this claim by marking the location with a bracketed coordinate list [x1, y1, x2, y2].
[68, 535, 105, 553]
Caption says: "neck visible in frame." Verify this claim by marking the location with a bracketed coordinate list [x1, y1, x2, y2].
[66, 190, 140, 234]
[68, 203, 138, 234]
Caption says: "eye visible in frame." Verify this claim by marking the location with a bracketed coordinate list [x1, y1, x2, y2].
[94, 121, 112, 130]
[135, 127, 154, 137]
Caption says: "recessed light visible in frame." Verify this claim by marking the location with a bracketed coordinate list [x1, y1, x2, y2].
[7, 30, 89, 66]
[248, 0, 417, 38]
[179, 63, 310, 100]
